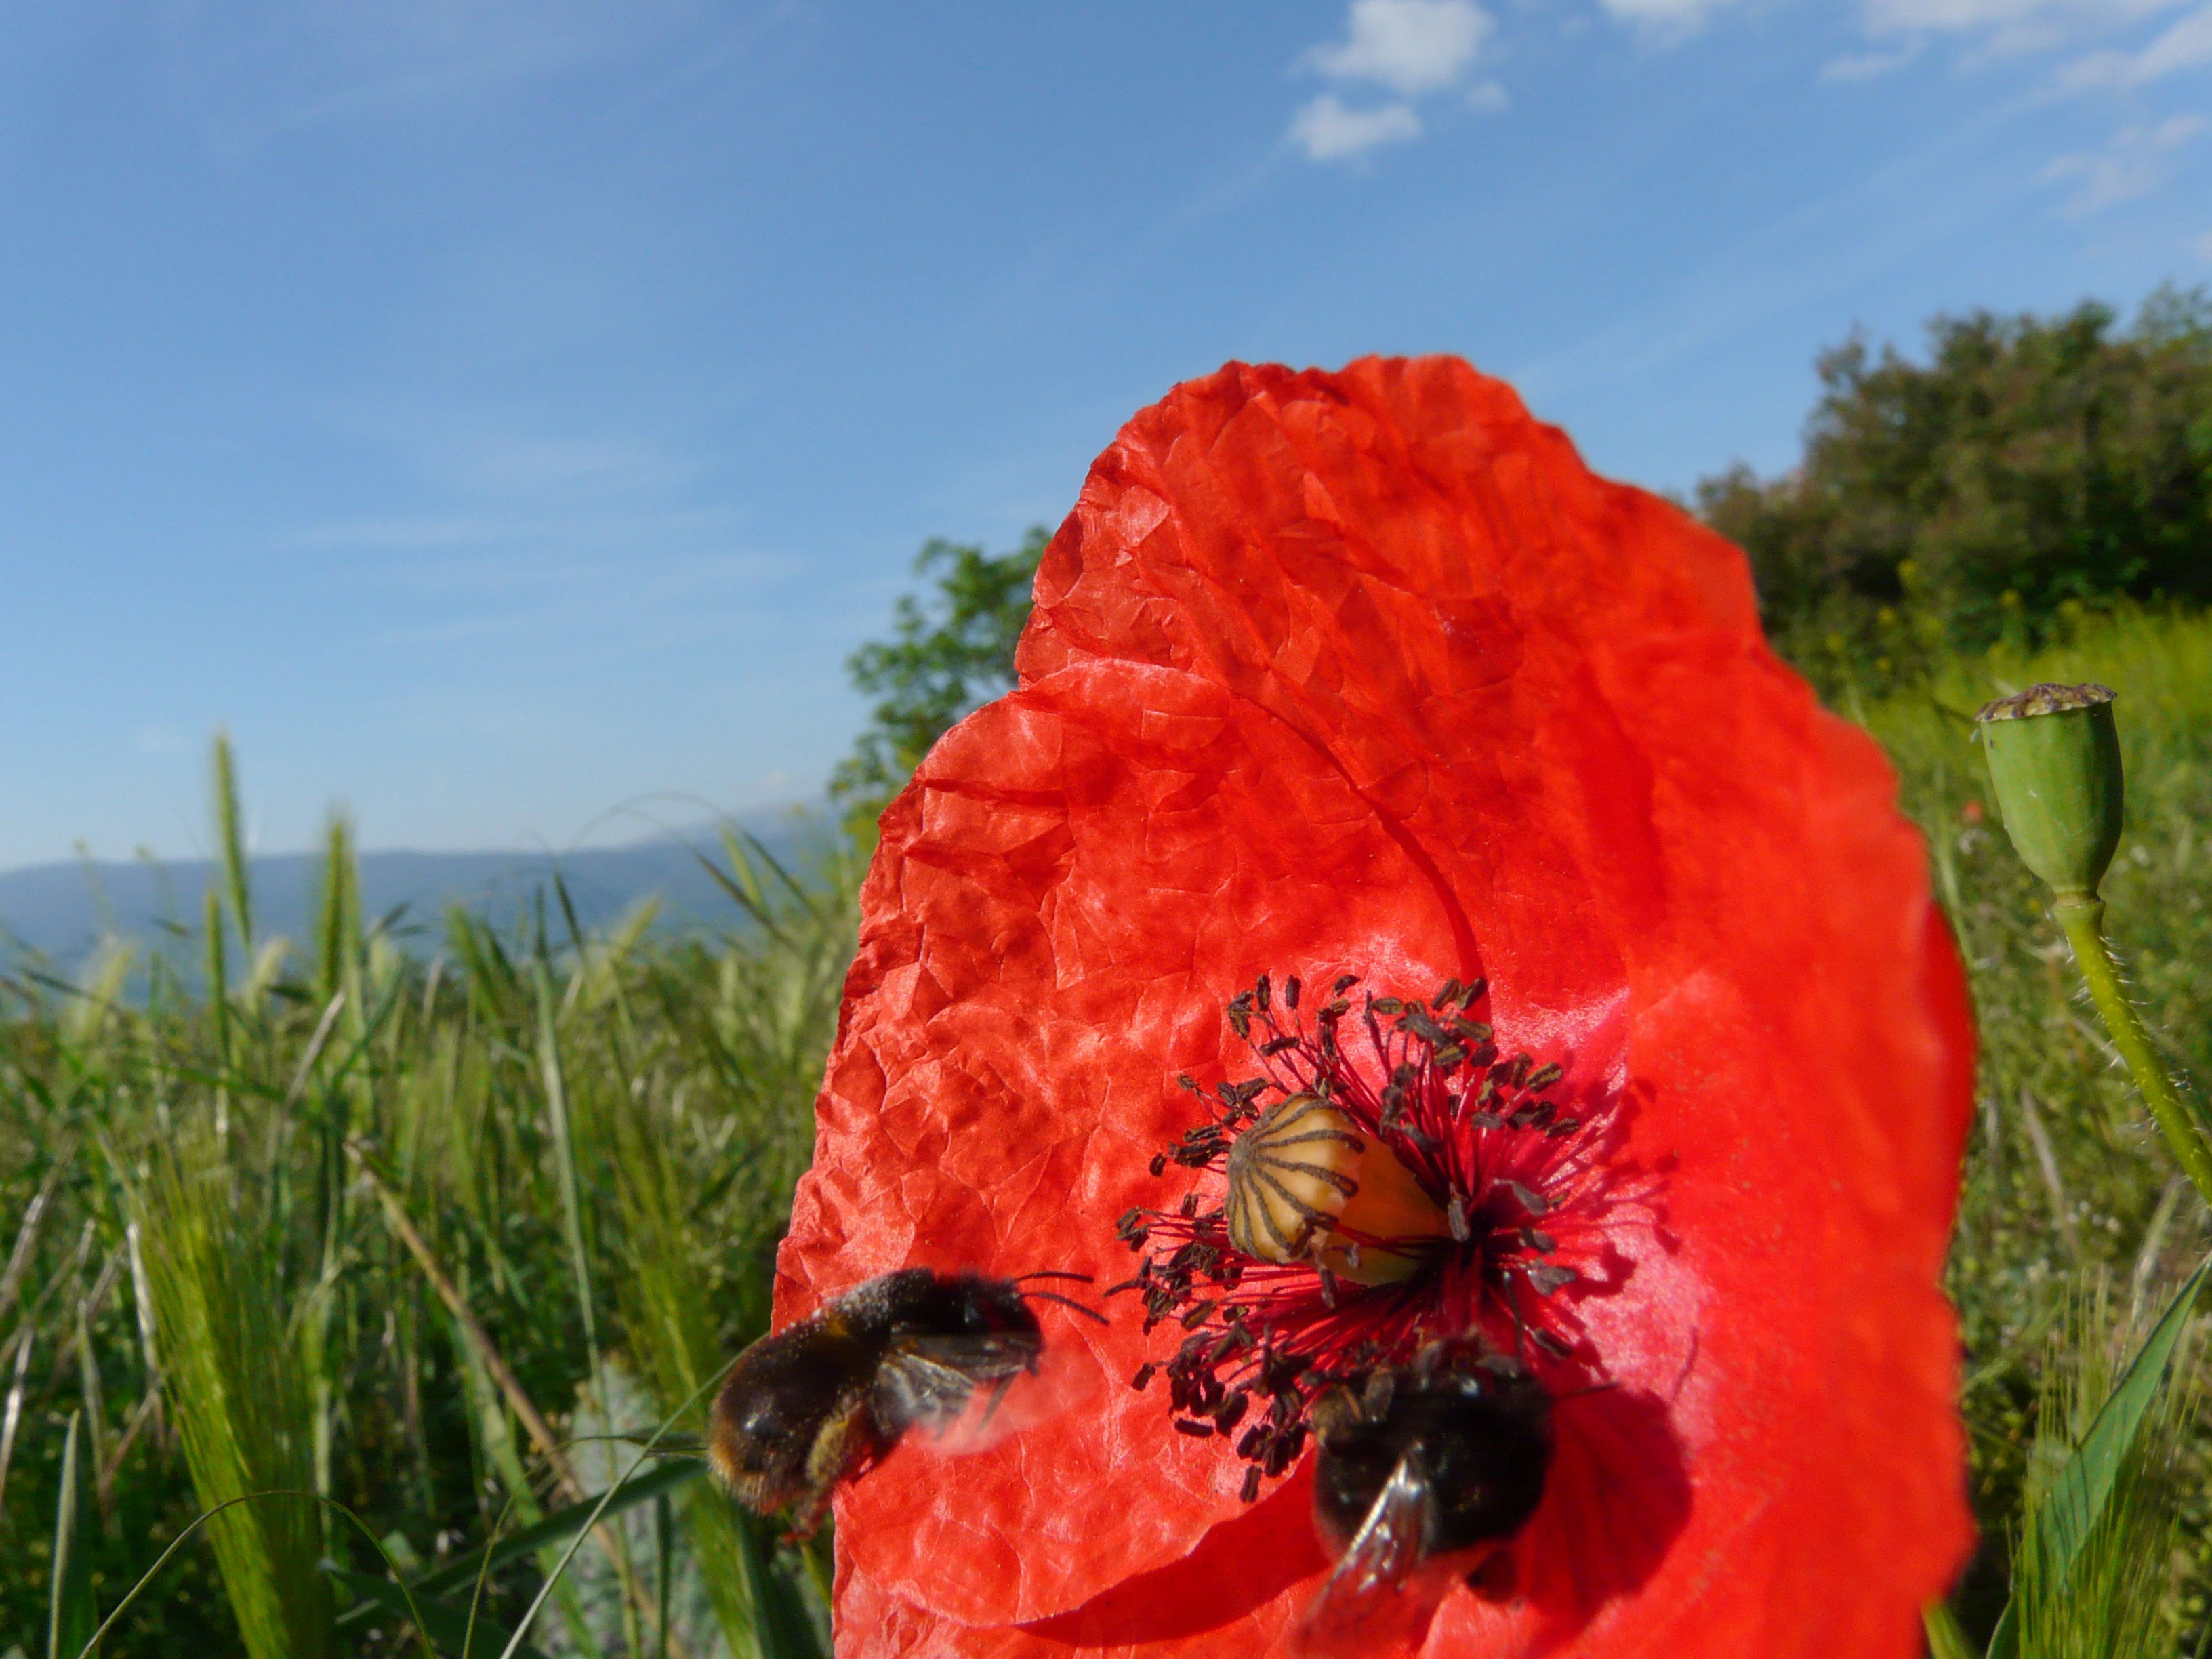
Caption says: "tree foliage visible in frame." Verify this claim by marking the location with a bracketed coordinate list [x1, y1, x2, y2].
[1698, 289, 2212, 687]
[831, 527, 1048, 836]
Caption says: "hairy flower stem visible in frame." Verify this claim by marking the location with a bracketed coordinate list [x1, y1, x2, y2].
[2052, 894, 2212, 1205]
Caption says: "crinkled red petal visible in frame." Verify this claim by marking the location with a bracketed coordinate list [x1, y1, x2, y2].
[778, 357, 1975, 1659]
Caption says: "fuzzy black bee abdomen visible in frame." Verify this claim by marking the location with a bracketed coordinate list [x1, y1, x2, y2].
[1313, 1364, 1553, 1559]
[708, 1314, 877, 1511]
[1412, 1384, 1552, 1553]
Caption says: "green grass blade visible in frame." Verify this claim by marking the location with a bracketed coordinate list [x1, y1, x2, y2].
[731, 1508, 831, 1659]
[204, 887, 232, 1077]
[390, 1458, 705, 1603]
[531, 960, 602, 1379]
[211, 731, 255, 950]
[491, 1364, 736, 1659]
[653, 1495, 672, 1659]
[1986, 1250, 2211, 1659]
[1925, 1601, 1979, 1659]
[323, 1566, 550, 1659]
[313, 811, 359, 1008]
[73, 1490, 436, 1659]
[48, 1410, 96, 1659]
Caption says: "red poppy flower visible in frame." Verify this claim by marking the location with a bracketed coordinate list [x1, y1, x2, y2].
[778, 356, 1975, 1658]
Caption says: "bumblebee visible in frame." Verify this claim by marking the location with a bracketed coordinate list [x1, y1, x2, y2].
[1301, 1344, 1553, 1654]
[708, 1267, 1100, 1536]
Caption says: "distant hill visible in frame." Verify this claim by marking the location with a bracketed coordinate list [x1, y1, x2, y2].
[0, 808, 830, 973]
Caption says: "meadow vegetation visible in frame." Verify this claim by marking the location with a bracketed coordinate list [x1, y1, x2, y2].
[0, 788, 852, 1658]
[2, 295, 2209, 1654]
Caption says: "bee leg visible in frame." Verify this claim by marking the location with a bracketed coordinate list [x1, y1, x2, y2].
[976, 1372, 1017, 1429]
[784, 1397, 876, 1537]
[1310, 1382, 1362, 1439]
[781, 1485, 834, 1544]
[1359, 1368, 1396, 1421]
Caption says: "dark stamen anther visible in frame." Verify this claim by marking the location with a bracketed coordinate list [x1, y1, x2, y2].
[1505, 1181, 1549, 1216]
[1446, 1193, 1471, 1242]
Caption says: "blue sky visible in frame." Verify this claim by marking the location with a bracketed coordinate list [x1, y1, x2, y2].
[1, 0, 2205, 870]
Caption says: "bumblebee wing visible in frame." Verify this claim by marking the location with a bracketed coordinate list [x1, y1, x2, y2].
[867, 1345, 1012, 1433]
[1298, 1455, 1433, 1659]
[900, 1332, 1040, 1380]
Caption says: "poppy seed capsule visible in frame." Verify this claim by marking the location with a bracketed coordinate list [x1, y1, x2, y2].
[1223, 1093, 1448, 1284]
[1975, 682, 2124, 899]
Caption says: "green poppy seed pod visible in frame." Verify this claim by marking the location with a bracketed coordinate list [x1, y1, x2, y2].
[1974, 682, 2124, 899]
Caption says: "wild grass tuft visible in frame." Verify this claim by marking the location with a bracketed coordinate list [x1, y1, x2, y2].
[2010, 1277, 2200, 1659]
[0, 750, 855, 1654]
[133, 1125, 331, 1658]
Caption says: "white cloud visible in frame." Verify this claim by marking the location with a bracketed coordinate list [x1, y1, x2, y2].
[1290, 0, 1492, 161]
[2043, 113, 2206, 213]
[2196, 228, 2212, 258]
[1289, 94, 1425, 159]
[1868, 0, 2171, 32]
[1305, 0, 1493, 96]
[1588, 0, 2198, 70]
[2064, 0, 2212, 81]
[1820, 43, 1923, 75]
[1598, 0, 1751, 35]
[1858, 0, 2188, 56]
